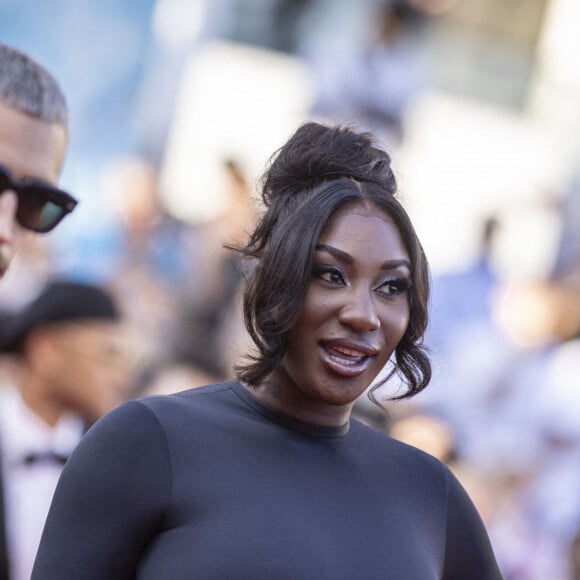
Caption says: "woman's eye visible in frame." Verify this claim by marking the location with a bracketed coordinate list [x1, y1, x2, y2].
[376, 277, 412, 297]
[316, 268, 345, 285]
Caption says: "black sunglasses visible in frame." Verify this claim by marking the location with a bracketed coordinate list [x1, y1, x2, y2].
[0, 164, 78, 233]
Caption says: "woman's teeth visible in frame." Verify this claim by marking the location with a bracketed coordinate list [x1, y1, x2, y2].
[327, 347, 368, 366]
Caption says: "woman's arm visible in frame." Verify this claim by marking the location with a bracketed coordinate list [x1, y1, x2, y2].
[442, 467, 504, 580]
[32, 400, 171, 580]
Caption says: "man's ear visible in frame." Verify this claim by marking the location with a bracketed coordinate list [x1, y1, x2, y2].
[23, 325, 63, 372]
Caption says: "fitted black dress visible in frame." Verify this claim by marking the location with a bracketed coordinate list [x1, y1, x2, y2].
[32, 381, 503, 579]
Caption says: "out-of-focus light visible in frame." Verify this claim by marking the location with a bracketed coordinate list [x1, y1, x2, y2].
[160, 41, 313, 224]
[398, 92, 567, 274]
[409, 0, 460, 15]
[537, 0, 580, 86]
[153, 0, 203, 49]
[492, 279, 580, 348]
[390, 413, 455, 462]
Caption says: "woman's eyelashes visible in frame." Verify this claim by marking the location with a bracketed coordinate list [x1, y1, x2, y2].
[375, 276, 412, 297]
[314, 266, 345, 286]
[313, 266, 412, 297]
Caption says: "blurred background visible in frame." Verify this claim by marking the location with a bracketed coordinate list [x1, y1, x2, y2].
[1, 0, 580, 577]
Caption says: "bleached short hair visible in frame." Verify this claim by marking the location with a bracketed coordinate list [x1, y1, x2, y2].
[0, 43, 68, 132]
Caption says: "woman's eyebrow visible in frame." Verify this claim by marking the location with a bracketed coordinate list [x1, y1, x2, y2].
[381, 259, 411, 272]
[315, 244, 411, 271]
[315, 244, 352, 263]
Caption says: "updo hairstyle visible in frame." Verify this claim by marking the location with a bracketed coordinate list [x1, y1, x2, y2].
[234, 122, 430, 401]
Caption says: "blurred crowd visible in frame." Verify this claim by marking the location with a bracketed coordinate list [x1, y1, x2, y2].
[2, 0, 580, 578]
[410, 204, 580, 578]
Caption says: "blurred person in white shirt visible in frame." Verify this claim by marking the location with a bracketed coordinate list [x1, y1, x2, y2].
[0, 280, 135, 580]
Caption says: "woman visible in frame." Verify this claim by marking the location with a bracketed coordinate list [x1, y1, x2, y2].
[32, 122, 503, 579]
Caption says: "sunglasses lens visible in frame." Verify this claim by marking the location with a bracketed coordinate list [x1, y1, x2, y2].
[0, 167, 10, 191]
[16, 187, 67, 233]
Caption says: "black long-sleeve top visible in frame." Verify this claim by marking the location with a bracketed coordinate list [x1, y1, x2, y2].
[33, 381, 503, 579]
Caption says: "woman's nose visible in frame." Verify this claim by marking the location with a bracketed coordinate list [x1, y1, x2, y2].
[338, 286, 381, 332]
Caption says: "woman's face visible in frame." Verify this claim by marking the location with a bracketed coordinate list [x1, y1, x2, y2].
[268, 204, 411, 426]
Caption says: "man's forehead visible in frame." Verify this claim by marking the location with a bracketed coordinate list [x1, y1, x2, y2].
[0, 100, 66, 183]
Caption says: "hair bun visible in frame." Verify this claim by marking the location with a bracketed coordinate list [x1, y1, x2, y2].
[261, 122, 396, 205]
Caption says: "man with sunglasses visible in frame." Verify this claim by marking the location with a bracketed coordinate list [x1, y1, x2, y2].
[0, 43, 77, 280]
[0, 44, 78, 580]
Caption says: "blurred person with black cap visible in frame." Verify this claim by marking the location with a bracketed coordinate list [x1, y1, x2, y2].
[0, 280, 134, 580]
[0, 43, 77, 281]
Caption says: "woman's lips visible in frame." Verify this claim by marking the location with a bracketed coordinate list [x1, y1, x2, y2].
[319, 340, 378, 377]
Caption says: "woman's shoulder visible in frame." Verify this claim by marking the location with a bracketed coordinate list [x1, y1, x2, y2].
[136, 380, 235, 410]
[350, 418, 450, 479]
[349, 420, 479, 517]
[140, 381, 235, 407]
[127, 380, 245, 433]
[84, 382, 234, 437]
